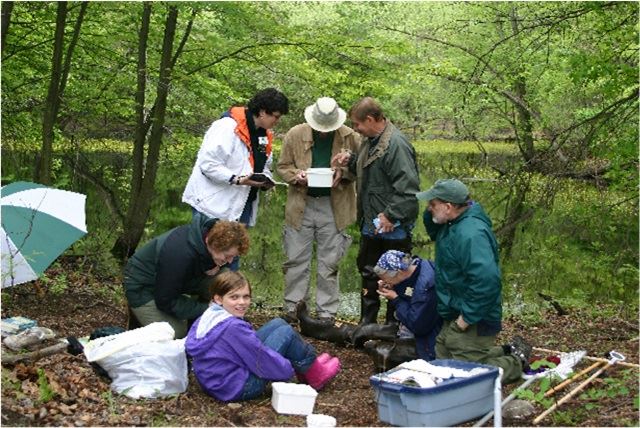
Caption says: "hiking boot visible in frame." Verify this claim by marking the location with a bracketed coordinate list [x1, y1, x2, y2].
[300, 355, 341, 391]
[510, 335, 532, 370]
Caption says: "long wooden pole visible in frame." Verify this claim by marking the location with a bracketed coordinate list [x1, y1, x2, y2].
[533, 356, 622, 424]
[543, 361, 603, 397]
[533, 347, 639, 368]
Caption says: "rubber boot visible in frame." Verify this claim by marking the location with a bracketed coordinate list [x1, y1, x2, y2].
[359, 291, 380, 325]
[384, 299, 398, 326]
[297, 301, 353, 345]
[363, 338, 417, 373]
[297, 353, 332, 383]
[298, 355, 341, 390]
[316, 352, 331, 363]
[350, 322, 399, 348]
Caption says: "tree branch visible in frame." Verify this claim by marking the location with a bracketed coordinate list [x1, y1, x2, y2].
[61, 153, 124, 223]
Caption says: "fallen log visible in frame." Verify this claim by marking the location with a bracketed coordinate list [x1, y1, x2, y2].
[1, 340, 69, 365]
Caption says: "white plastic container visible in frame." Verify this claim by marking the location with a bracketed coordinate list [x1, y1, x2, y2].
[271, 382, 318, 415]
[306, 168, 333, 188]
[307, 414, 337, 427]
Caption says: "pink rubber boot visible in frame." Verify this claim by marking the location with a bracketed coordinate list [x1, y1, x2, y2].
[297, 353, 332, 384]
[303, 355, 341, 390]
[317, 352, 331, 363]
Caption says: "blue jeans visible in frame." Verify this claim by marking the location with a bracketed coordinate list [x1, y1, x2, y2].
[240, 318, 316, 400]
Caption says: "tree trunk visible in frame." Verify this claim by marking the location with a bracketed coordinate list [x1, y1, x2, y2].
[496, 174, 532, 259]
[112, 5, 180, 260]
[35, 2, 67, 185]
[509, 7, 535, 164]
[35, 2, 87, 185]
[1, 1, 13, 53]
[130, 2, 152, 210]
[55, 2, 88, 119]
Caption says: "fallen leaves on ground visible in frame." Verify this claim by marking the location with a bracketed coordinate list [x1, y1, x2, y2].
[1, 274, 638, 427]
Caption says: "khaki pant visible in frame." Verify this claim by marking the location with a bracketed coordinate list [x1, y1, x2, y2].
[282, 196, 352, 318]
[130, 299, 189, 339]
[436, 319, 523, 384]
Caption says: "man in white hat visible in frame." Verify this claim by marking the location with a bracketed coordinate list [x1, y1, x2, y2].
[276, 97, 361, 324]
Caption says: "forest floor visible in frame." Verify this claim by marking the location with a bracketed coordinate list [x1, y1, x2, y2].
[1, 263, 638, 427]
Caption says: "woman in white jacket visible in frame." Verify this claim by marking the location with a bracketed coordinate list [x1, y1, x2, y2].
[183, 88, 289, 229]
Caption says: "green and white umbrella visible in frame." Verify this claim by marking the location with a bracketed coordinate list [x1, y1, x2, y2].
[1, 181, 87, 288]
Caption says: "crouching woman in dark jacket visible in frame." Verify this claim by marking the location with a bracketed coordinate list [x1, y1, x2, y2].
[123, 213, 249, 338]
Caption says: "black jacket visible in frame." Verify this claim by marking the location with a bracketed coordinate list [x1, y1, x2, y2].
[123, 213, 218, 320]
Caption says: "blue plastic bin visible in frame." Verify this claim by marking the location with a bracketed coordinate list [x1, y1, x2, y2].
[370, 359, 499, 427]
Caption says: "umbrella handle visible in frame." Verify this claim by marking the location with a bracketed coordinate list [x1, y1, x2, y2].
[533, 351, 625, 424]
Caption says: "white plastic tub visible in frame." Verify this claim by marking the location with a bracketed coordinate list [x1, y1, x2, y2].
[272, 382, 318, 415]
[306, 168, 333, 188]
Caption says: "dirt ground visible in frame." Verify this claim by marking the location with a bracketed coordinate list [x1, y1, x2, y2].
[1, 270, 638, 427]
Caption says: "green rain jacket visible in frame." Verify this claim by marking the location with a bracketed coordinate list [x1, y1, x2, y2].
[349, 120, 420, 231]
[123, 213, 218, 321]
[423, 202, 502, 335]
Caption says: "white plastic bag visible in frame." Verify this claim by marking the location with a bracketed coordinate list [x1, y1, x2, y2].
[97, 338, 188, 399]
[83, 322, 175, 362]
[3, 327, 55, 351]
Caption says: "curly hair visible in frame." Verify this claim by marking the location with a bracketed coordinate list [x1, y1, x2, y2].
[208, 271, 252, 301]
[206, 221, 250, 255]
[348, 96, 385, 122]
[247, 88, 289, 116]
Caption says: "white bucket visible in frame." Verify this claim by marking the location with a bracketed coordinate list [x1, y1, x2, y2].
[306, 168, 333, 188]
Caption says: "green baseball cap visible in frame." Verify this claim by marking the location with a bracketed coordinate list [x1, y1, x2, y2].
[416, 179, 469, 203]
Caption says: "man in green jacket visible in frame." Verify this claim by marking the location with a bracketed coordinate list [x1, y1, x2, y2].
[418, 178, 530, 384]
[332, 97, 420, 325]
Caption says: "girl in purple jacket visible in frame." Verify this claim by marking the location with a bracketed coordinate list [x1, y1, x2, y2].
[186, 271, 341, 402]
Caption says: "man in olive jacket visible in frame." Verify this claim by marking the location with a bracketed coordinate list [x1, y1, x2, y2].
[419, 178, 529, 384]
[277, 97, 360, 322]
[332, 97, 420, 325]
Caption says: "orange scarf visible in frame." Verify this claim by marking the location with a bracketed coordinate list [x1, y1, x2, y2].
[228, 106, 273, 168]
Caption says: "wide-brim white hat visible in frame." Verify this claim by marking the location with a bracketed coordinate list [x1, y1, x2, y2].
[304, 97, 346, 132]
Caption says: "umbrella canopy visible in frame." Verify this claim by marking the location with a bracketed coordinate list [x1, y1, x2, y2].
[1, 181, 87, 288]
